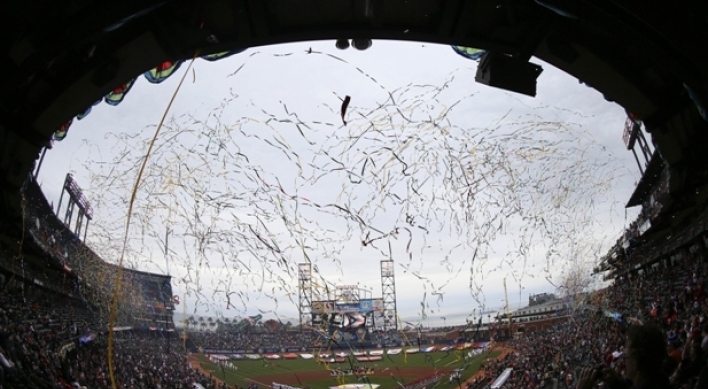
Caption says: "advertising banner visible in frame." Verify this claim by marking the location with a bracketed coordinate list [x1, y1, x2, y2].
[203, 349, 234, 354]
[336, 303, 360, 313]
[202, 349, 267, 355]
[358, 299, 384, 313]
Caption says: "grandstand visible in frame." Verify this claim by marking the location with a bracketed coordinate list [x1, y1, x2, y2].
[5, 115, 708, 389]
[13, 146, 708, 388]
[0, 176, 190, 389]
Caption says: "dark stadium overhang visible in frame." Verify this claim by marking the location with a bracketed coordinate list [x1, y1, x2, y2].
[626, 150, 666, 208]
[1, 0, 708, 238]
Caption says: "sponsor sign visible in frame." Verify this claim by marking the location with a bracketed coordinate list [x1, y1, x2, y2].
[356, 356, 383, 362]
[336, 303, 360, 313]
[320, 357, 346, 363]
[358, 299, 384, 313]
[203, 349, 239, 354]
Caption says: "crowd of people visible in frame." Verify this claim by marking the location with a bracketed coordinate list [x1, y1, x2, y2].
[187, 330, 323, 351]
[62, 333, 229, 389]
[469, 235, 708, 389]
[186, 327, 411, 352]
[0, 274, 229, 389]
[6, 169, 708, 389]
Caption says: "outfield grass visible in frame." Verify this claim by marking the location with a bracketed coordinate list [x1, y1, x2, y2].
[197, 349, 501, 389]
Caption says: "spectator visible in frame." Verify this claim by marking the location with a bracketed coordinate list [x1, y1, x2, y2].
[576, 324, 670, 389]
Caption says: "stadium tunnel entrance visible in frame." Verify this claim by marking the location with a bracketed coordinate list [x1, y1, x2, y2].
[0, 0, 707, 238]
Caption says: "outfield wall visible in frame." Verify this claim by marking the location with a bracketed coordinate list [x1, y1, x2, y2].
[201, 342, 485, 355]
[202, 343, 431, 354]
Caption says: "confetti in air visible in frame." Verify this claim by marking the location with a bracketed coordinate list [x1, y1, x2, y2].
[35, 45, 634, 389]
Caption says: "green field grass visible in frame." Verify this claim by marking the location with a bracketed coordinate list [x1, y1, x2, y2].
[197, 349, 501, 389]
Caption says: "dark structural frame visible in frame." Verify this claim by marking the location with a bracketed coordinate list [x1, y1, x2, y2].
[0, 0, 706, 274]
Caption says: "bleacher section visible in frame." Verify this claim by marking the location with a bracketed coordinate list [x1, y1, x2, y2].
[0, 177, 211, 389]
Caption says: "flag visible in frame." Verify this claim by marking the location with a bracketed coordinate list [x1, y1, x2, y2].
[54, 119, 72, 141]
[144, 61, 183, 84]
[451, 46, 487, 61]
[104, 79, 136, 106]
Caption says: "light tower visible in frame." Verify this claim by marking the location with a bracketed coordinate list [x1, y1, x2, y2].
[380, 260, 397, 331]
[298, 263, 313, 329]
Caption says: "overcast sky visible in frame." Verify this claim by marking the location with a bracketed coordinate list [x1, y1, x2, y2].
[36, 40, 640, 327]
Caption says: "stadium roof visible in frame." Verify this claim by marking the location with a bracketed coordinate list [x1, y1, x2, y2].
[0, 0, 707, 247]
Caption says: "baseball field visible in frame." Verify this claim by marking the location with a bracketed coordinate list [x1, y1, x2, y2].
[195, 349, 501, 389]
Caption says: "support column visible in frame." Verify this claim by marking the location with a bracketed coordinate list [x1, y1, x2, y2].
[298, 263, 313, 329]
[381, 260, 397, 331]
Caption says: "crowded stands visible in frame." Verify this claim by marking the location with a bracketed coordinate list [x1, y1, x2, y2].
[5, 157, 708, 389]
[0, 274, 229, 389]
[184, 327, 413, 353]
[464, 232, 708, 389]
[187, 330, 323, 351]
[0, 178, 224, 388]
